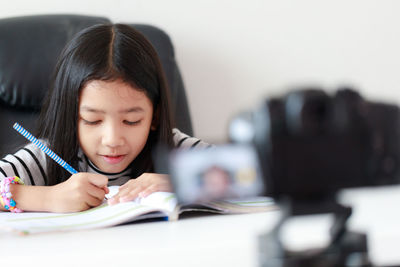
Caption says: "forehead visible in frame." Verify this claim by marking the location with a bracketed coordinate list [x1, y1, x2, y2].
[79, 79, 153, 110]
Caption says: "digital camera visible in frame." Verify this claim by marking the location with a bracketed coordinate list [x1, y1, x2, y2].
[170, 87, 400, 203]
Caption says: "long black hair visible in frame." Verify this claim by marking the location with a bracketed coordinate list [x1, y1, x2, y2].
[37, 24, 174, 185]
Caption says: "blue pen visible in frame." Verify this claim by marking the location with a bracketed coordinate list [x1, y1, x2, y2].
[13, 122, 78, 175]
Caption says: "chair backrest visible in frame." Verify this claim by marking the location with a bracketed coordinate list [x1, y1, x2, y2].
[0, 14, 193, 156]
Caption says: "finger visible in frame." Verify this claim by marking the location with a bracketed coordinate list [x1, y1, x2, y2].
[118, 181, 131, 191]
[88, 174, 108, 188]
[138, 184, 162, 198]
[140, 180, 173, 196]
[138, 186, 155, 198]
[85, 194, 103, 207]
[139, 182, 170, 197]
[108, 185, 141, 205]
[117, 181, 145, 198]
[107, 197, 118, 205]
[118, 178, 139, 190]
[120, 187, 144, 202]
[110, 187, 132, 201]
[103, 186, 110, 194]
[116, 184, 136, 196]
[87, 183, 106, 201]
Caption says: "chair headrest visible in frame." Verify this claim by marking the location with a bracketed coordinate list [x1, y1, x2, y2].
[0, 15, 110, 110]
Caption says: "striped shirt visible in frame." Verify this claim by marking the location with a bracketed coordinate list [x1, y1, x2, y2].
[0, 128, 210, 186]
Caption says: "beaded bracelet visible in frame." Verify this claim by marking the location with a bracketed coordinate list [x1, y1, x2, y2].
[0, 176, 24, 213]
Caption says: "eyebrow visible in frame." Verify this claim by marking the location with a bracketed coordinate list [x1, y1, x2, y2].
[80, 106, 145, 114]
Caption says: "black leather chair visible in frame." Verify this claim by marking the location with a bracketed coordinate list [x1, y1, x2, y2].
[0, 14, 193, 156]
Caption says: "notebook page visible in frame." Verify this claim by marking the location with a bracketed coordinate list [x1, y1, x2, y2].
[0, 191, 178, 235]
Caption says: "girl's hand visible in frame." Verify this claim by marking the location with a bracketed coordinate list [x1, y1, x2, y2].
[108, 173, 172, 205]
[49, 173, 109, 212]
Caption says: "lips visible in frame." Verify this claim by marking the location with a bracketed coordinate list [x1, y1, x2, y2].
[102, 155, 125, 164]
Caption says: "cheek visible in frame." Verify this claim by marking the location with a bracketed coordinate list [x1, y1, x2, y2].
[77, 124, 84, 146]
[77, 124, 97, 149]
[127, 126, 152, 150]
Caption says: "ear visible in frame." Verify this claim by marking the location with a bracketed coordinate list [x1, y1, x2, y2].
[151, 106, 160, 131]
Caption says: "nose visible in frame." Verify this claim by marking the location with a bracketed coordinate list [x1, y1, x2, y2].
[101, 123, 125, 148]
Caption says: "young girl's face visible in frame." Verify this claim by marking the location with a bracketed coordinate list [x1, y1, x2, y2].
[78, 79, 154, 173]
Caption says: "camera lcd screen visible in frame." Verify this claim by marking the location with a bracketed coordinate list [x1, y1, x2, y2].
[169, 145, 264, 203]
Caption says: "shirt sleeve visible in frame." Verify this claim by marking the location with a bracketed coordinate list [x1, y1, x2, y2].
[172, 128, 213, 149]
[0, 142, 48, 186]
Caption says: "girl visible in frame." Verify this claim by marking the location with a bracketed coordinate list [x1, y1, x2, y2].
[0, 24, 209, 213]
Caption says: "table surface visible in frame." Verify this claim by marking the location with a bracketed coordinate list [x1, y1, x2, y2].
[2, 185, 400, 267]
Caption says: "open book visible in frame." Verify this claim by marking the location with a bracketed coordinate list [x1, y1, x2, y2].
[0, 186, 276, 235]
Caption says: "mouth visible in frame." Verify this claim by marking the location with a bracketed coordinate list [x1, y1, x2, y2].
[101, 155, 126, 165]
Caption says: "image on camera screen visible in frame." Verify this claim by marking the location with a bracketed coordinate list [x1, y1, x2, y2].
[169, 145, 264, 203]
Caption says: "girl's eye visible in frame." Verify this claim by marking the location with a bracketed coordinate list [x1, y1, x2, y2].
[124, 120, 141, 126]
[82, 119, 101, 125]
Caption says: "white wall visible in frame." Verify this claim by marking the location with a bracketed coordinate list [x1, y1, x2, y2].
[2, 0, 400, 142]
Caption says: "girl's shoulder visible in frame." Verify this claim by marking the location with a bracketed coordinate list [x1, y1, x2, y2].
[172, 128, 212, 149]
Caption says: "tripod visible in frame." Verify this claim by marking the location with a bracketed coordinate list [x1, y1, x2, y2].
[258, 196, 371, 267]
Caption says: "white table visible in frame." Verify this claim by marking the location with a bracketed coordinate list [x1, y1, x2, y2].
[2, 185, 400, 267]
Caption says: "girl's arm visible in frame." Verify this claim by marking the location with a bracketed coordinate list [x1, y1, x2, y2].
[6, 184, 54, 212]
[1, 173, 109, 213]
[0, 142, 109, 212]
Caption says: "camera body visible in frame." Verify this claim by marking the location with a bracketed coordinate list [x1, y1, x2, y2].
[244, 88, 400, 200]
